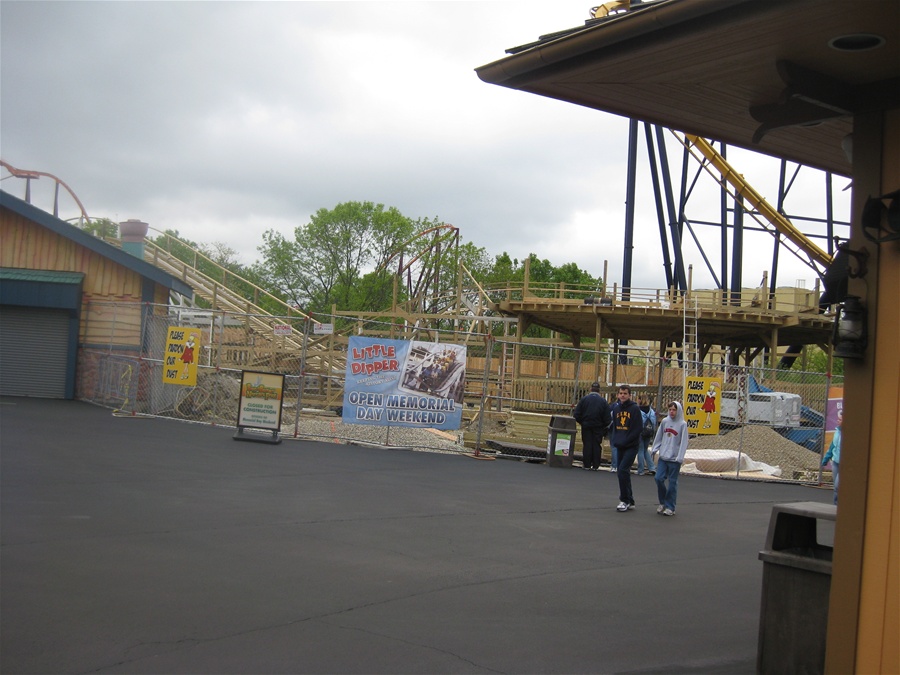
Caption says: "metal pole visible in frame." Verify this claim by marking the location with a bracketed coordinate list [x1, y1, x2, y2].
[210, 311, 220, 424]
[656, 351, 666, 408]
[475, 336, 493, 456]
[735, 368, 749, 479]
[572, 351, 583, 405]
[293, 317, 311, 438]
[817, 371, 833, 486]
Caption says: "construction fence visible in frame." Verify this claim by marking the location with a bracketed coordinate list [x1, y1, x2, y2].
[76, 301, 842, 485]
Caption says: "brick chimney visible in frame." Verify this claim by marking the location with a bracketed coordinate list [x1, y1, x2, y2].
[119, 219, 149, 258]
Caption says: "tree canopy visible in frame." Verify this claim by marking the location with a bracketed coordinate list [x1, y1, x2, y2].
[127, 201, 601, 321]
[253, 201, 419, 315]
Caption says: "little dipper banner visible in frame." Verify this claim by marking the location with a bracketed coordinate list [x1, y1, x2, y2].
[342, 336, 466, 431]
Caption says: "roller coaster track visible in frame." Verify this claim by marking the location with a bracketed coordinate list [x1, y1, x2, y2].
[678, 132, 834, 276]
[0, 159, 90, 224]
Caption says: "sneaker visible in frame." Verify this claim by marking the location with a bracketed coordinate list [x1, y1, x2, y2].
[609, 466, 617, 473]
[616, 501, 629, 512]
[662, 508, 675, 516]
[626, 503, 635, 510]
[657, 505, 665, 514]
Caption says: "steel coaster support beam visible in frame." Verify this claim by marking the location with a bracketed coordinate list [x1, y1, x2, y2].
[684, 134, 832, 273]
[622, 118, 638, 296]
[618, 118, 640, 361]
[718, 141, 729, 299]
[730, 197, 745, 305]
[674, 140, 723, 289]
[656, 125, 687, 293]
[643, 122, 675, 290]
[826, 173, 836, 256]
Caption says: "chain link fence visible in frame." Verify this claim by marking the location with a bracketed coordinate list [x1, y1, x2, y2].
[77, 301, 840, 485]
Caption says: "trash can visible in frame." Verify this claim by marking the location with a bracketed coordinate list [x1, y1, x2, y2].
[547, 415, 577, 468]
[757, 501, 836, 675]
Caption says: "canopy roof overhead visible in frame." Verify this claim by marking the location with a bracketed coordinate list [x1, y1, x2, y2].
[476, 0, 900, 177]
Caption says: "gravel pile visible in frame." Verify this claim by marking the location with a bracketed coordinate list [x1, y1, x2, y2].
[689, 425, 822, 476]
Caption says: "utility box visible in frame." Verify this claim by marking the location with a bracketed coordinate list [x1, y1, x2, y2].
[757, 501, 836, 675]
[547, 416, 577, 468]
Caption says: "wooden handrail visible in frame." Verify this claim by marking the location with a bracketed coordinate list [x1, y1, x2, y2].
[145, 229, 311, 322]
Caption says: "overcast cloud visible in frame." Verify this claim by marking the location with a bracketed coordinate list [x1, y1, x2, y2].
[1, 1, 849, 292]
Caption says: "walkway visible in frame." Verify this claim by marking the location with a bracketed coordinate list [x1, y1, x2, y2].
[0, 396, 833, 674]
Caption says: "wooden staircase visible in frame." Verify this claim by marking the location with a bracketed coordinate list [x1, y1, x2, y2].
[139, 234, 344, 376]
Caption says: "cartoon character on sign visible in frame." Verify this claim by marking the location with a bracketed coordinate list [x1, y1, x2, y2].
[180, 332, 198, 380]
[702, 381, 719, 429]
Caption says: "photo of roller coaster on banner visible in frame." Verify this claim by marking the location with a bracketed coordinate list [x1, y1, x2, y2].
[342, 336, 466, 430]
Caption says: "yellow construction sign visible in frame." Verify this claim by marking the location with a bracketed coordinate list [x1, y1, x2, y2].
[162, 327, 200, 386]
[684, 376, 723, 434]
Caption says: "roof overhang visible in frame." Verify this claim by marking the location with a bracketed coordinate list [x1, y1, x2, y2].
[476, 0, 900, 176]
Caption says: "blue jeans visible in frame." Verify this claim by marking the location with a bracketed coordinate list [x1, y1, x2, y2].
[610, 444, 618, 468]
[832, 460, 839, 505]
[655, 458, 682, 511]
[637, 437, 655, 474]
[616, 445, 640, 505]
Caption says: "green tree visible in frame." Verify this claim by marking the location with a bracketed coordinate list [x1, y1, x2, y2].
[83, 217, 118, 239]
[254, 201, 416, 315]
[793, 345, 844, 376]
[481, 252, 600, 293]
[198, 242, 241, 270]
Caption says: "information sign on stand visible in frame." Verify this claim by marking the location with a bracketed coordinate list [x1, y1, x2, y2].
[234, 371, 285, 444]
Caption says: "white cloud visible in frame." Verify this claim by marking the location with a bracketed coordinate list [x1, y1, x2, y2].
[1, 1, 849, 293]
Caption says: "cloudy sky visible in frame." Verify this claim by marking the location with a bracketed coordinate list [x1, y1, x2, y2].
[1, 1, 849, 292]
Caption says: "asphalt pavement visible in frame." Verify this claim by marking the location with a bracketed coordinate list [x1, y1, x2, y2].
[0, 396, 833, 674]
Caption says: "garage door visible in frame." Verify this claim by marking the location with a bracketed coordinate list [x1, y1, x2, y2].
[0, 306, 71, 398]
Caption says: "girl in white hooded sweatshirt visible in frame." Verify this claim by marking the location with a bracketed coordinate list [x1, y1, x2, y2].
[651, 401, 689, 516]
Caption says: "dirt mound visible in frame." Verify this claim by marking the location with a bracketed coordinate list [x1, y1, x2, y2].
[689, 425, 821, 476]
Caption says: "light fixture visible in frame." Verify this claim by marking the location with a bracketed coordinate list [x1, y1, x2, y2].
[832, 295, 867, 360]
[828, 33, 886, 52]
[863, 190, 900, 244]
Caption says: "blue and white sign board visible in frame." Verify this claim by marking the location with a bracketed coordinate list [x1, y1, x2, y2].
[342, 336, 466, 430]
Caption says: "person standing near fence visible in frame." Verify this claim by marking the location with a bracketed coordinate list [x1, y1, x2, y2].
[822, 410, 842, 505]
[609, 385, 643, 512]
[637, 395, 657, 476]
[573, 382, 612, 471]
[652, 401, 689, 516]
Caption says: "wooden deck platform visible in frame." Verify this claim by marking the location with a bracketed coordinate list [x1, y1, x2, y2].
[490, 296, 833, 351]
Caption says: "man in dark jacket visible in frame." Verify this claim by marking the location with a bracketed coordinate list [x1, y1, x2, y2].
[572, 382, 612, 471]
[609, 384, 644, 511]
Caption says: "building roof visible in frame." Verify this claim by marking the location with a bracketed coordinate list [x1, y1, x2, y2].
[476, 0, 900, 176]
[1, 191, 193, 297]
[0, 268, 85, 285]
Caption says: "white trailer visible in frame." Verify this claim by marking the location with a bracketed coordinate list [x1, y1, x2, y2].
[720, 391, 802, 427]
